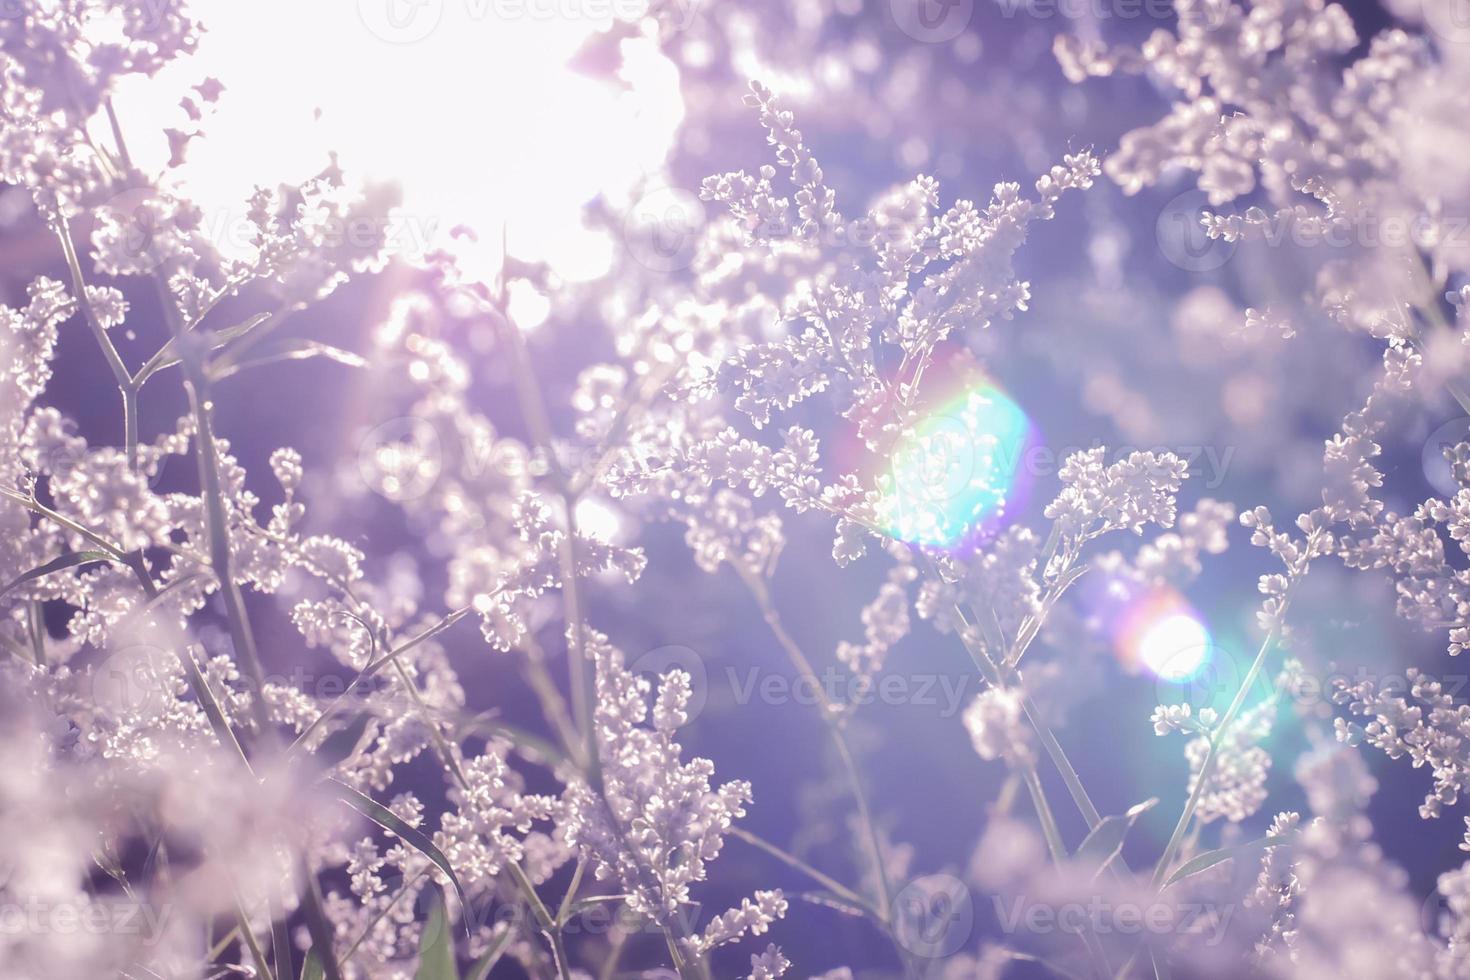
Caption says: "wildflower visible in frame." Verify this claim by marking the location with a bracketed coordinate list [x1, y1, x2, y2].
[963, 686, 1033, 765]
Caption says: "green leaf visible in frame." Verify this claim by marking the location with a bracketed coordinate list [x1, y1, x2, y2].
[0, 550, 115, 600]
[179, 646, 251, 769]
[1072, 798, 1158, 879]
[1162, 834, 1295, 889]
[562, 894, 630, 920]
[415, 886, 460, 980]
[300, 951, 325, 980]
[310, 711, 375, 773]
[137, 312, 271, 384]
[211, 340, 367, 381]
[795, 890, 869, 918]
[326, 779, 467, 916]
[468, 718, 568, 768]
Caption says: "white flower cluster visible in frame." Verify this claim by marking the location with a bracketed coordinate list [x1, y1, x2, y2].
[13, 0, 1470, 975]
[565, 629, 782, 954]
[1333, 668, 1470, 819]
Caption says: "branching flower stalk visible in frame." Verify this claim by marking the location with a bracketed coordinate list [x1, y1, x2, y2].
[16, 2, 1470, 978]
[734, 567, 902, 949]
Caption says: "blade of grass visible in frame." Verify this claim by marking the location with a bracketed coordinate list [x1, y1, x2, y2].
[325, 779, 467, 914]
[414, 886, 460, 980]
[0, 550, 116, 600]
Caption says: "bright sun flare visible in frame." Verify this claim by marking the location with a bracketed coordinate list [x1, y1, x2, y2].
[107, 0, 684, 284]
[1137, 612, 1211, 681]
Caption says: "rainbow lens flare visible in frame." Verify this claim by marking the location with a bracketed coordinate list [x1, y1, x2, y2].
[878, 381, 1034, 548]
[1114, 589, 1213, 681]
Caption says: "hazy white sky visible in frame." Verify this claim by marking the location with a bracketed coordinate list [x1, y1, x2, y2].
[107, 0, 685, 284]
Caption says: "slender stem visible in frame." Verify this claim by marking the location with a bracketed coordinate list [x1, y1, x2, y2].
[52, 215, 139, 469]
[554, 859, 586, 925]
[154, 273, 272, 731]
[1022, 765, 1067, 862]
[506, 860, 572, 980]
[521, 640, 587, 770]
[229, 894, 277, 980]
[104, 98, 134, 171]
[1149, 618, 1283, 887]
[736, 568, 920, 979]
[739, 569, 894, 923]
[183, 375, 270, 718]
[122, 385, 139, 471]
[341, 871, 426, 963]
[146, 258, 349, 977]
[134, 310, 274, 389]
[491, 289, 598, 786]
[54, 215, 130, 386]
[27, 602, 45, 667]
[0, 486, 129, 561]
[284, 604, 475, 758]
[558, 498, 597, 786]
[951, 601, 1110, 836]
[206, 925, 243, 964]
[1149, 523, 1320, 890]
[597, 933, 627, 980]
[393, 656, 470, 788]
[268, 890, 293, 980]
[367, 604, 473, 672]
[1021, 764, 1111, 980]
[1020, 691, 1103, 829]
[830, 727, 892, 917]
[729, 827, 881, 922]
[1006, 543, 1086, 672]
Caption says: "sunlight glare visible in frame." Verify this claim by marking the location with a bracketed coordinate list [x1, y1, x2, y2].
[106, 0, 684, 282]
[1137, 611, 1210, 681]
[879, 380, 1033, 548]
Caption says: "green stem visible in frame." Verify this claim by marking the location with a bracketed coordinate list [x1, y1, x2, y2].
[230, 894, 278, 980]
[729, 827, 882, 923]
[1022, 764, 1111, 978]
[0, 487, 129, 561]
[507, 860, 572, 980]
[492, 278, 598, 787]
[739, 571, 895, 923]
[1149, 619, 1283, 887]
[27, 602, 45, 667]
